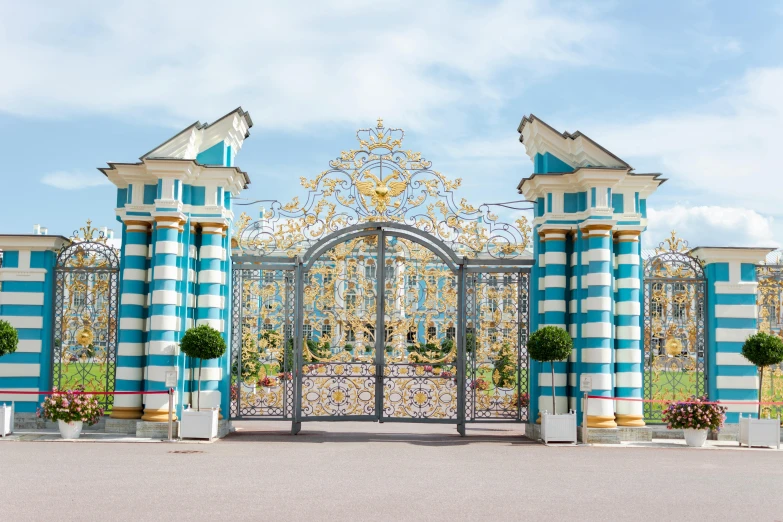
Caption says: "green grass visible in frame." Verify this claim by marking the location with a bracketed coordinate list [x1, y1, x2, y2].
[53, 362, 115, 393]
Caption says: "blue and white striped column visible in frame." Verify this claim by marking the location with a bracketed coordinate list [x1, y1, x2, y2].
[193, 222, 228, 412]
[142, 216, 184, 422]
[538, 229, 568, 415]
[112, 220, 150, 419]
[183, 223, 198, 409]
[569, 230, 585, 417]
[581, 224, 616, 428]
[693, 247, 774, 423]
[613, 230, 644, 427]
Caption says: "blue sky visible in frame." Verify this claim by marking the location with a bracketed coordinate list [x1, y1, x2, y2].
[1, 0, 782, 249]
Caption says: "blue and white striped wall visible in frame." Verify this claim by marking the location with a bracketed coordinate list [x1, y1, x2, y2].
[0, 236, 66, 412]
[692, 247, 774, 423]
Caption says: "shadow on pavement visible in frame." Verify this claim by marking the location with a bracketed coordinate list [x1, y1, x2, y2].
[223, 422, 538, 446]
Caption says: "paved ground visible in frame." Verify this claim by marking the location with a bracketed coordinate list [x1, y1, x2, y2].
[2, 421, 783, 521]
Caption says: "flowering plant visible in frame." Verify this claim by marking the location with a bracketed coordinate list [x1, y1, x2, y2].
[518, 393, 530, 408]
[662, 395, 726, 431]
[470, 378, 489, 391]
[259, 376, 278, 387]
[440, 370, 453, 379]
[37, 387, 103, 425]
[277, 372, 292, 381]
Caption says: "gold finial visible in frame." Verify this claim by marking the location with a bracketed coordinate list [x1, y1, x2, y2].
[376, 117, 384, 129]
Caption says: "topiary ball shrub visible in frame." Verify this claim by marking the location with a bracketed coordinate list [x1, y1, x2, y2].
[742, 332, 783, 368]
[0, 320, 19, 358]
[741, 332, 783, 418]
[181, 324, 226, 361]
[528, 326, 573, 415]
[180, 325, 226, 411]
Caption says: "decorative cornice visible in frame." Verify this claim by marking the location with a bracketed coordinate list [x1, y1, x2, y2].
[0, 235, 70, 251]
[517, 114, 630, 169]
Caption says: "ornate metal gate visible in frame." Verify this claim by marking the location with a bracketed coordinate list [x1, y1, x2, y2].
[52, 221, 120, 412]
[643, 232, 706, 422]
[229, 121, 532, 433]
[757, 260, 783, 418]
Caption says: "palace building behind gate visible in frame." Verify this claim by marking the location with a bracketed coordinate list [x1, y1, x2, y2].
[0, 107, 781, 435]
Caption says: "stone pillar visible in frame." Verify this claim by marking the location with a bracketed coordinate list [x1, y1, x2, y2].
[193, 221, 229, 413]
[691, 247, 774, 423]
[142, 215, 185, 422]
[580, 223, 616, 428]
[613, 230, 644, 426]
[111, 220, 151, 419]
[538, 228, 568, 415]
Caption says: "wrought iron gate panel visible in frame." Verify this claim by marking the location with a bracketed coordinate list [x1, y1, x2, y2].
[643, 233, 706, 422]
[230, 267, 294, 418]
[380, 234, 458, 421]
[52, 221, 120, 412]
[230, 120, 534, 429]
[466, 271, 529, 421]
[299, 235, 378, 419]
[757, 262, 783, 419]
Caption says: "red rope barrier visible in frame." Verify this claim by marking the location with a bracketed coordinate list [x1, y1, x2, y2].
[0, 390, 169, 396]
[586, 395, 783, 406]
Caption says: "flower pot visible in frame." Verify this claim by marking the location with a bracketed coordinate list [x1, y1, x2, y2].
[58, 420, 84, 440]
[241, 382, 257, 394]
[541, 412, 577, 444]
[1, 403, 13, 437]
[683, 428, 708, 447]
[180, 408, 218, 439]
[739, 415, 781, 449]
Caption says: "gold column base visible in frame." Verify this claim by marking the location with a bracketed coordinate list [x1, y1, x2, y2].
[110, 407, 143, 420]
[615, 414, 645, 427]
[586, 415, 617, 428]
[141, 409, 178, 422]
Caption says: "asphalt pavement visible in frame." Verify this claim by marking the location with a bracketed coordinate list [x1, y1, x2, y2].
[1, 421, 782, 521]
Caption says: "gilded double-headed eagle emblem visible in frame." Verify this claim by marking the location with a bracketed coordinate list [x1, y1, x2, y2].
[355, 172, 408, 213]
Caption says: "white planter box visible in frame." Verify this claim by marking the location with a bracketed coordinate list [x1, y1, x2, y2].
[0, 402, 13, 437]
[739, 415, 780, 449]
[179, 409, 218, 440]
[541, 411, 577, 444]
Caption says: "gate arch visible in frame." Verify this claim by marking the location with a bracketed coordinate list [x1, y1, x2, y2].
[52, 221, 120, 412]
[643, 232, 706, 422]
[229, 120, 533, 433]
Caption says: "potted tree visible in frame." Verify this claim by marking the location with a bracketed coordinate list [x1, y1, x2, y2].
[739, 332, 783, 448]
[528, 326, 575, 443]
[0, 320, 19, 436]
[662, 395, 726, 447]
[179, 324, 226, 439]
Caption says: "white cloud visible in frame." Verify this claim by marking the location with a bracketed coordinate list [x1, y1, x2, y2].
[41, 170, 111, 190]
[0, 1, 613, 131]
[595, 67, 783, 220]
[645, 205, 779, 249]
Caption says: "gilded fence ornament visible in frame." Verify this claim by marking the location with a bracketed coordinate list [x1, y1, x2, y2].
[52, 220, 120, 412]
[233, 121, 531, 259]
[643, 233, 706, 422]
[756, 262, 783, 418]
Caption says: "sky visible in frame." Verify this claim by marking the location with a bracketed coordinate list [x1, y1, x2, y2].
[1, 0, 782, 250]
